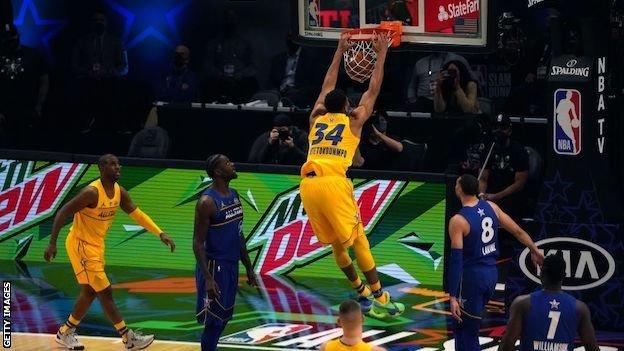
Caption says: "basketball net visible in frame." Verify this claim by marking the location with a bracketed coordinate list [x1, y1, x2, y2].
[343, 21, 402, 83]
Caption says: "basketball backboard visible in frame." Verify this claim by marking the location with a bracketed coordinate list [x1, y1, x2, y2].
[297, 0, 490, 49]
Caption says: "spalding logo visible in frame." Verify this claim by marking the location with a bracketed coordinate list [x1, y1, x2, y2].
[519, 237, 615, 291]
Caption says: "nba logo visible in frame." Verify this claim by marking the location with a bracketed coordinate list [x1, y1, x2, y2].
[220, 323, 311, 345]
[553, 89, 581, 155]
[308, 0, 320, 27]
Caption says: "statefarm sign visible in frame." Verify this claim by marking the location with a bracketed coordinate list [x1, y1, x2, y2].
[0, 160, 86, 241]
[247, 180, 405, 275]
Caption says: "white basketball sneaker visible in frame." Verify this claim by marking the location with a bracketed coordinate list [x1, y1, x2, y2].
[124, 329, 155, 350]
[55, 328, 85, 350]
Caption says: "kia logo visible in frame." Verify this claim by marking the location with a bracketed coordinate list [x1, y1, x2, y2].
[566, 59, 578, 68]
[519, 237, 615, 290]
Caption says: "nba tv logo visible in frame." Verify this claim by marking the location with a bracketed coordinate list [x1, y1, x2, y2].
[553, 89, 581, 155]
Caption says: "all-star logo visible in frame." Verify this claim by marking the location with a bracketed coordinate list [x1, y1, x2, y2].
[246, 180, 405, 275]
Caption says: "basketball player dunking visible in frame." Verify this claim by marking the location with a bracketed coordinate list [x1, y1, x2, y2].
[498, 254, 599, 351]
[44, 154, 176, 350]
[299, 31, 404, 318]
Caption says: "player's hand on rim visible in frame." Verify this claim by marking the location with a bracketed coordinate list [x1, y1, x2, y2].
[449, 296, 463, 323]
[159, 232, 176, 252]
[338, 31, 352, 53]
[44, 243, 57, 262]
[372, 32, 391, 53]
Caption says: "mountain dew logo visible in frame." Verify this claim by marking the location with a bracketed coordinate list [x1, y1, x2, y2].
[0, 160, 86, 241]
[247, 180, 404, 275]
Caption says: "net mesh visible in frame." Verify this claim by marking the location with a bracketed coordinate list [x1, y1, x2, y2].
[342, 23, 401, 83]
[343, 38, 378, 83]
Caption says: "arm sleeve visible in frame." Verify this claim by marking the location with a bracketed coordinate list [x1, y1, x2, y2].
[447, 248, 463, 298]
[129, 207, 163, 236]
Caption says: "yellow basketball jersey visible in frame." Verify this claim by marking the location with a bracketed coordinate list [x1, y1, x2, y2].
[301, 112, 360, 177]
[69, 179, 120, 247]
[324, 339, 372, 351]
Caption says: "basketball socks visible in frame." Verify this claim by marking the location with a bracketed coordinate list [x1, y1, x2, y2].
[59, 314, 81, 334]
[370, 281, 388, 304]
[351, 277, 371, 297]
[115, 321, 129, 342]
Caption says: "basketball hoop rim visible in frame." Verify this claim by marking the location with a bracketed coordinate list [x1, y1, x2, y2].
[344, 23, 402, 47]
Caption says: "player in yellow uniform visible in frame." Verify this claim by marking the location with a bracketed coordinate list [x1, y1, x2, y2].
[43, 154, 176, 350]
[320, 300, 387, 351]
[299, 32, 404, 318]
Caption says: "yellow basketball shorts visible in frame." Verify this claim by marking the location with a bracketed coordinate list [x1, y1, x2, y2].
[66, 233, 110, 292]
[300, 175, 364, 247]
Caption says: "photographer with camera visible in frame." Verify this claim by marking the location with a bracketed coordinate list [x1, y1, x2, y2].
[247, 114, 308, 165]
[433, 60, 479, 115]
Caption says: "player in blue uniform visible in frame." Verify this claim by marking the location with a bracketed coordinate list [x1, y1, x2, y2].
[447, 174, 544, 351]
[193, 154, 257, 351]
[498, 254, 599, 351]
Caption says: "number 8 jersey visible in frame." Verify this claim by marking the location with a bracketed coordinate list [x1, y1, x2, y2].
[301, 113, 360, 178]
[458, 199, 500, 267]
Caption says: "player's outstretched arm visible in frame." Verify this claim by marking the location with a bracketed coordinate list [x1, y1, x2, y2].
[498, 295, 529, 351]
[372, 346, 387, 351]
[577, 301, 599, 351]
[352, 32, 390, 128]
[44, 186, 98, 262]
[447, 214, 468, 322]
[310, 32, 352, 123]
[489, 201, 544, 267]
[121, 187, 175, 252]
[193, 195, 220, 299]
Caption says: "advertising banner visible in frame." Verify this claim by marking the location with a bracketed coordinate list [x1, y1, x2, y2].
[0, 159, 447, 286]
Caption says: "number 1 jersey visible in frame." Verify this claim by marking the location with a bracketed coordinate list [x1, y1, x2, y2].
[301, 112, 360, 178]
[521, 290, 577, 351]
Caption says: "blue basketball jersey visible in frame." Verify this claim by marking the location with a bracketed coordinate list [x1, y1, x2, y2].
[458, 199, 499, 267]
[521, 290, 578, 351]
[203, 187, 243, 263]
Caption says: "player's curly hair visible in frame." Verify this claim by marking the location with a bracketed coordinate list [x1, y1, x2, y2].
[205, 154, 223, 178]
[542, 253, 566, 285]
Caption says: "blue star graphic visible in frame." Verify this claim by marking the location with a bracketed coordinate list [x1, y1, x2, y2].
[563, 191, 603, 230]
[542, 171, 574, 204]
[104, 0, 191, 50]
[13, 0, 66, 53]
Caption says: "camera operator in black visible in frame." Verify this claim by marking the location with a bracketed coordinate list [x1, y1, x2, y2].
[433, 60, 479, 115]
[247, 114, 308, 165]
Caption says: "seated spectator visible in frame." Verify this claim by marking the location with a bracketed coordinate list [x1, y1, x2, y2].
[406, 52, 472, 112]
[269, 33, 316, 108]
[479, 114, 529, 219]
[247, 114, 308, 165]
[156, 45, 198, 103]
[202, 10, 258, 104]
[356, 112, 403, 170]
[71, 9, 128, 132]
[433, 60, 479, 115]
[446, 115, 491, 176]
[0, 23, 49, 148]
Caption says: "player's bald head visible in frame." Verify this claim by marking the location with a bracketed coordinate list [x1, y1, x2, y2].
[98, 154, 117, 168]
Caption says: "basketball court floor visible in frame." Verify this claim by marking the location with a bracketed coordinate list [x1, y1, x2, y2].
[3, 260, 623, 350]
